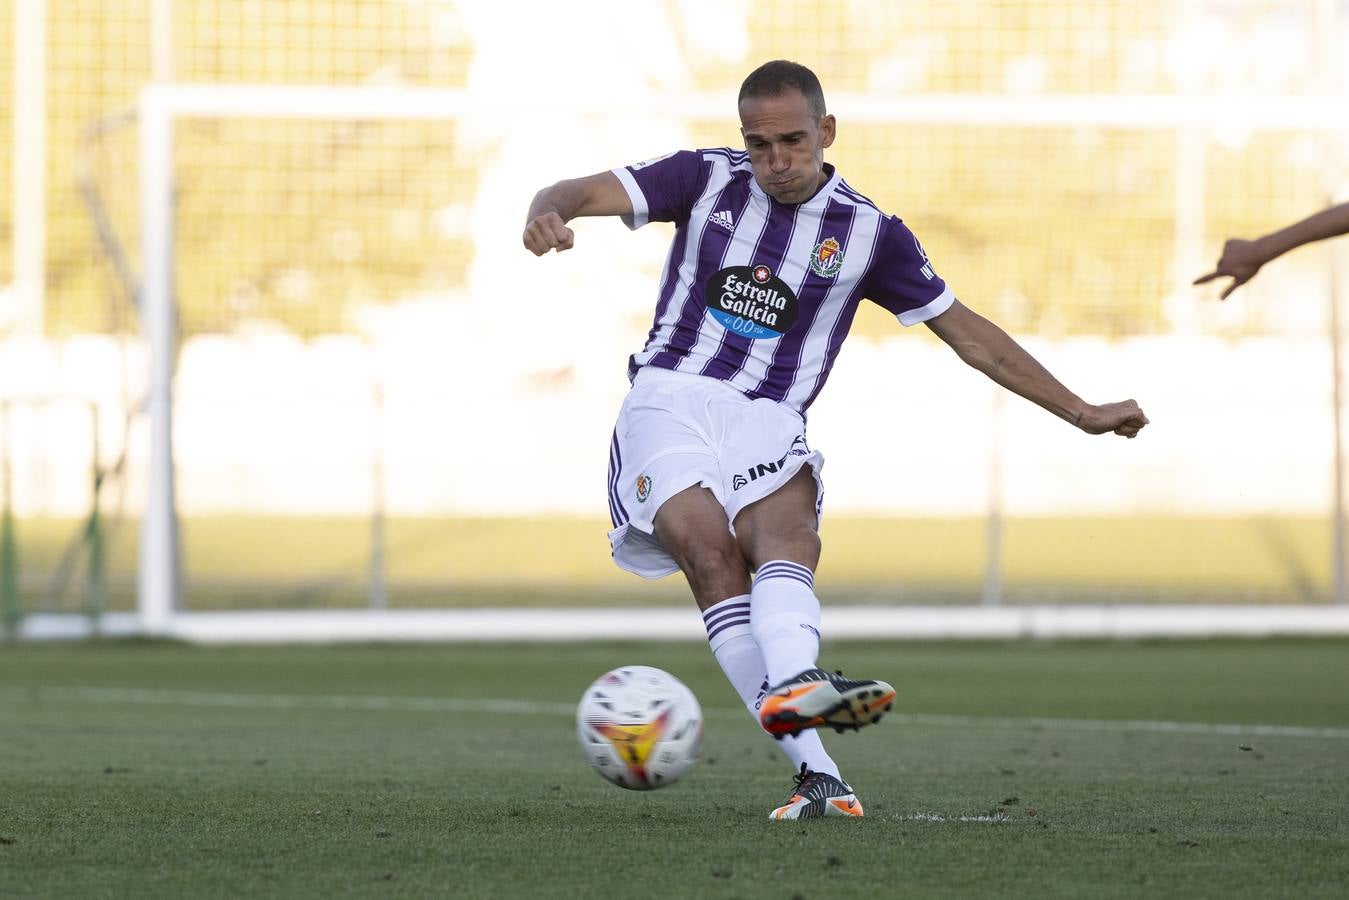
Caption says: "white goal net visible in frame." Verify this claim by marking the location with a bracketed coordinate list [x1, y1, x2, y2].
[124, 77, 1349, 641]
[7, 0, 1349, 641]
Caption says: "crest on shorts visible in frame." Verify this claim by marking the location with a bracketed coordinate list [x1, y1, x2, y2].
[635, 475, 652, 503]
[809, 237, 844, 278]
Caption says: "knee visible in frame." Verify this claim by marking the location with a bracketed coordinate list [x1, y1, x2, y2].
[667, 531, 749, 596]
[792, 527, 822, 562]
[739, 522, 820, 571]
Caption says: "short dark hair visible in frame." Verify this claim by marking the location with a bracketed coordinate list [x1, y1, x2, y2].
[738, 60, 827, 118]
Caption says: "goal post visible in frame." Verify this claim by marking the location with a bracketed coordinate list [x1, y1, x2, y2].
[135, 82, 1349, 641]
[137, 85, 176, 636]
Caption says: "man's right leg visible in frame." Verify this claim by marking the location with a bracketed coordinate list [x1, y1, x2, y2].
[653, 485, 843, 783]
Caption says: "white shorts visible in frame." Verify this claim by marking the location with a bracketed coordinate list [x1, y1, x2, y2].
[606, 367, 825, 579]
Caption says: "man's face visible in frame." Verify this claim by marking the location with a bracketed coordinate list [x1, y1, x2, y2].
[739, 89, 836, 205]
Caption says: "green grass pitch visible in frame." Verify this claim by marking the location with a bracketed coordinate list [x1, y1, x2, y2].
[2, 639, 1347, 898]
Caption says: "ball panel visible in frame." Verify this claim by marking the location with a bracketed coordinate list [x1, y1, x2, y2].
[576, 666, 702, 790]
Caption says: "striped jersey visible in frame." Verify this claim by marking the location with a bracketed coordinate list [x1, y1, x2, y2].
[612, 148, 954, 414]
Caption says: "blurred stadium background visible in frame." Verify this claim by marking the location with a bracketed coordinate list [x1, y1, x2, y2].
[2, 0, 1349, 637]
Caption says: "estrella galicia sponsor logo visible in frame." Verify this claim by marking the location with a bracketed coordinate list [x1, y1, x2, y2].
[704, 265, 799, 340]
[809, 236, 844, 278]
[635, 474, 652, 503]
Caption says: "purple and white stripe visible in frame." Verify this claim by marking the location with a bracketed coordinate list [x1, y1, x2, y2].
[702, 599, 752, 643]
[749, 197, 861, 405]
[614, 148, 950, 414]
[754, 560, 815, 591]
[792, 200, 885, 411]
[719, 198, 817, 393]
[685, 184, 780, 378]
[607, 429, 627, 528]
[627, 154, 733, 377]
[648, 157, 760, 375]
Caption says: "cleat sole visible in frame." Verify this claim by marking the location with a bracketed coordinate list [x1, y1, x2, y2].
[759, 675, 897, 737]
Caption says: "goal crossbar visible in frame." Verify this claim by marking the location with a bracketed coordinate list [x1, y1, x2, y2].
[142, 83, 1349, 129]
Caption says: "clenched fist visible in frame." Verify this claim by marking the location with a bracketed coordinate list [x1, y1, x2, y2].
[523, 211, 575, 256]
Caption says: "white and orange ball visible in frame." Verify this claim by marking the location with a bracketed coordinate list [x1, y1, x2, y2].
[576, 666, 702, 790]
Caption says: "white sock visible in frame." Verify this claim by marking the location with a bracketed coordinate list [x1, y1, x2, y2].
[702, 595, 840, 780]
[749, 561, 821, 685]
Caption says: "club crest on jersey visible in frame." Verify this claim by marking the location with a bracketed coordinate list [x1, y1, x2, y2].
[704, 265, 799, 340]
[809, 237, 844, 278]
[635, 475, 652, 503]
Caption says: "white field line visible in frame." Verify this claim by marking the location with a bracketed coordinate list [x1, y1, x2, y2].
[18, 687, 581, 717]
[903, 812, 1011, 823]
[900, 712, 1349, 740]
[11, 686, 1349, 740]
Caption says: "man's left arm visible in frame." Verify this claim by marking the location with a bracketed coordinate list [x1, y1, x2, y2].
[926, 300, 1149, 438]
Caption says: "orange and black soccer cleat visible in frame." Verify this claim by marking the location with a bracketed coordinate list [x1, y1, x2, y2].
[769, 763, 865, 820]
[758, 667, 895, 738]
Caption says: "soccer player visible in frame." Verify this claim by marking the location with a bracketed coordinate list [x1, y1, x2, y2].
[523, 60, 1149, 820]
[1195, 201, 1349, 299]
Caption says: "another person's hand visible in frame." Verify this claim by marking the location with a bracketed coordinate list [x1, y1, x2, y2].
[1193, 238, 1269, 300]
[1077, 401, 1149, 438]
[522, 212, 575, 256]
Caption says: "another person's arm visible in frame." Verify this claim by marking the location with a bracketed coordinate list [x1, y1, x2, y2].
[522, 172, 633, 256]
[926, 300, 1149, 438]
[1194, 201, 1349, 300]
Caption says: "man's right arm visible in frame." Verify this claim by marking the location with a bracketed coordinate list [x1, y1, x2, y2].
[522, 171, 634, 256]
[1194, 201, 1349, 299]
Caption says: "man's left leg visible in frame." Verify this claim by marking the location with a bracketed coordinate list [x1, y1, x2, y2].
[650, 483, 845, 793]
[735, 468, 896, 739]
[733, 467, 892, 819]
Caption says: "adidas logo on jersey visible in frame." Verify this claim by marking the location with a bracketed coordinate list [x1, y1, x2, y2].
[708, 209, 735, 230]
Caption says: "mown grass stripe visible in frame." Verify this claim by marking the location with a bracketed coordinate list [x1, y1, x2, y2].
[14, 686, 1349, 740]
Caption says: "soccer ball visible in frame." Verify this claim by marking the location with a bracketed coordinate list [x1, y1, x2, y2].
[576, 665, 703, 790]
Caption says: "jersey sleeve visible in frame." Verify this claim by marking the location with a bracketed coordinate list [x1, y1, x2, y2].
[862, 216, 955, 326]
[611, 150, 708, 230]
